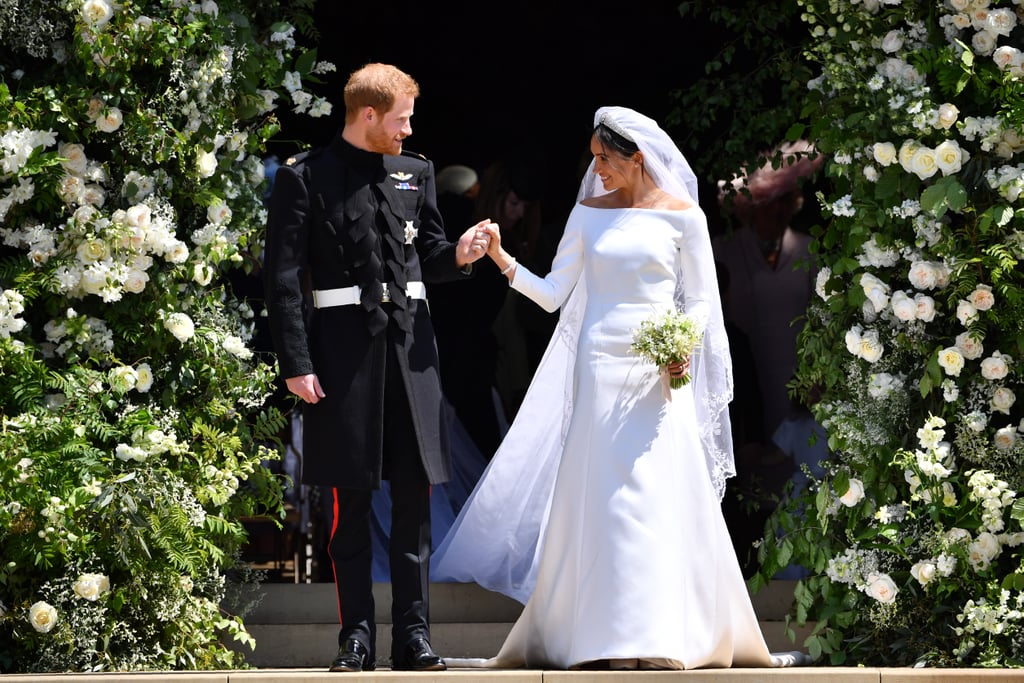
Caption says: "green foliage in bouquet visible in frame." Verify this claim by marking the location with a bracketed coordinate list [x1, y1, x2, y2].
[629, 308, 703, 389]
[675, 0, 1024, 668]
[0, 0, 331, 672]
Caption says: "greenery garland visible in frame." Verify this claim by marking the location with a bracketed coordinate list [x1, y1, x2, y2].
[0, 0, 327, 671]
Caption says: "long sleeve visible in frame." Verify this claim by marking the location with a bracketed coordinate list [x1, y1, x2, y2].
[509, 209, 584, 313]
[263, 163, 313, 379]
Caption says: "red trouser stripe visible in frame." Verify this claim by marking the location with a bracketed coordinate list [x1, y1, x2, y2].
[330, 487, 342, 625]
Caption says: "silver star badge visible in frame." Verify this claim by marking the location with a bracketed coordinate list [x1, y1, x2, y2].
[404, 220, 418, 244]
[390, 171, 413, 181]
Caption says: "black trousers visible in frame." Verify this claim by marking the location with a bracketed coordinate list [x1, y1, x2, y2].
[328, 342, 432, 659]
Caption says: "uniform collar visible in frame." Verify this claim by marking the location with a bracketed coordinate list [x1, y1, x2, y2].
[332, 134, 385, 170]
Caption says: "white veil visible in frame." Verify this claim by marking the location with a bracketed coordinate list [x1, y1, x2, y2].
[430, 106, 736, 603]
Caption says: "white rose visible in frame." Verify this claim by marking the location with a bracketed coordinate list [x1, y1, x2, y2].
[908, 261, 939, 290]
[955, 331, 984, 360]
[839, 478, 865, 507]
[81, 0, 114, 29]
[125, 204, 151, 229]
[197, 151, 218, 178]
[890, 290, 917, 322]
[909, 146, 939, 180]
[968, 284, 995, 311]
[994, 425, 1018, 451]
[969, 532, 1002, 568]
[122, 268, 149, 294]
[860, 273, 891, 313]
[95, 106, 123, 133]
[914, 294, 936, 322]
[866, 573, 898, 604]
[881, 30, 904, 53]
[936, 103, 960, 130]
[115, 443, 147, 462]
[135, 363, 153, 392]
[872, 141, 898, 166]
[222, 334, 253, 359]
[845, 326, 862, 356]
[911, 561, 937, 586]
[108, 365, 137, 393]
[956, 299, 978, 326]
[193, 263, 214, 286]
[986, 8, 1017, 37]
[993, 46, 1022, 72]
[981, 354, 1009, 381]
[972, 29, 997, 56]
[991, 387, 1016, 415]
[29, 601, 58, 633]
[59, 142, 88, 175]
[207, 201, 232, 225]
[898, 139, 920, 172]
[935, 139, 967, 176]
[859, 329, 884, 363]
[73, 573, 110, 601]
[164, 312, 195, 342]
[937, 347, 965, 377]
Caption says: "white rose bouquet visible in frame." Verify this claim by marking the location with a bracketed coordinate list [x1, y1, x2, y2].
[629, 308, 703, 389]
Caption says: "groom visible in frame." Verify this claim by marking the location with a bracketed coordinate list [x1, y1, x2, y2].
[262, 63, 492, 672]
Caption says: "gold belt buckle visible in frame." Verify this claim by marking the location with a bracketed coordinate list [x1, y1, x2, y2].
[380, 283, 391, 303]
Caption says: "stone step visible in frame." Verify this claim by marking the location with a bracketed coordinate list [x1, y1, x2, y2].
[234, 581, 811, 668]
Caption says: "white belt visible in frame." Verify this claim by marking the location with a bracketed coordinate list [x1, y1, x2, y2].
[312, 281, 426, 308]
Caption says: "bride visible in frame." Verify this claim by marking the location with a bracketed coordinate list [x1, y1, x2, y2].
[431, 106, 808, 670]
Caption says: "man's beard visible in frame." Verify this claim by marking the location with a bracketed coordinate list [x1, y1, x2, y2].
[366, 123, 401, 155]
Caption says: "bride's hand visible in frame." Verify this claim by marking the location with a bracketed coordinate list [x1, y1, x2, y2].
[481, 223, 503, 259]
[666, 358, 690, 380]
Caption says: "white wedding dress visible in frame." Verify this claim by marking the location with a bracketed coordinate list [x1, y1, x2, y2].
[432, 204, 800, 669]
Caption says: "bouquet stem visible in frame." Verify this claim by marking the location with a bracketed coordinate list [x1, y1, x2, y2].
[670, 375, 690, 389]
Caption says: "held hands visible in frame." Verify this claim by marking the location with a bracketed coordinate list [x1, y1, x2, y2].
[286, 373, 326, 404]
[480, 223, 517, 278]
[455, 219, 494, 267]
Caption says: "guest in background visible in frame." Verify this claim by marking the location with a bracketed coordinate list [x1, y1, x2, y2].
[712, 140, 824, 440]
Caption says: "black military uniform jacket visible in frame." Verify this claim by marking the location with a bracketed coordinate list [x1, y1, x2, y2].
[263, 135, 469, 489]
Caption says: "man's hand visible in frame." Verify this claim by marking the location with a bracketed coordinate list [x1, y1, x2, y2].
[455, 219, 494, 267]
[286, 373, 326, 404]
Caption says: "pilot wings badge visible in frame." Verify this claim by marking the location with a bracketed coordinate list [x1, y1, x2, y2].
[390, 171, 413, 181]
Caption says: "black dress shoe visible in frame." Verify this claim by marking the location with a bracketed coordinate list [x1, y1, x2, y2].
[329, 638, 375, 672]
[391, 637, 446, 671]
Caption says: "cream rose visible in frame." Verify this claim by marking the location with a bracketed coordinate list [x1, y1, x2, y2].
[135, 363, 154, 392]
[937, 347, 965, 377]
[29, 601, 58, 633]
[981, 354, 1009, 381]
[898, 139, 920, 172]
[914, 294, 936, 322]
[73, 572, 111, 601]
[95, 106, 123, 133]
[935, 139, 967, 176]
[909, 146, 939, 180]
[839, 478, 865, 507]
[890, 290, 917, 322]
[911, 560, 937, 586]
[955, 331, 984, 360]
[872, 141, 897, 166]
[956, 299, 978, 326]
[866, 573, 898, 604]
[163, 312, 195, 342]
[81, 0, 114, 29]
[59, 142, 88, 175]
[991, 387, 1016, 415]
[197, 151, 218, 178]
[859, 329, 884, 363]
[994, 425, 1018, 451]
[968, 284, 995, 311]
[936, 103, 960, 130]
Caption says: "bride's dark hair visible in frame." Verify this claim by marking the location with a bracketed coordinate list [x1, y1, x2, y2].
[594, 123, 639, 158]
